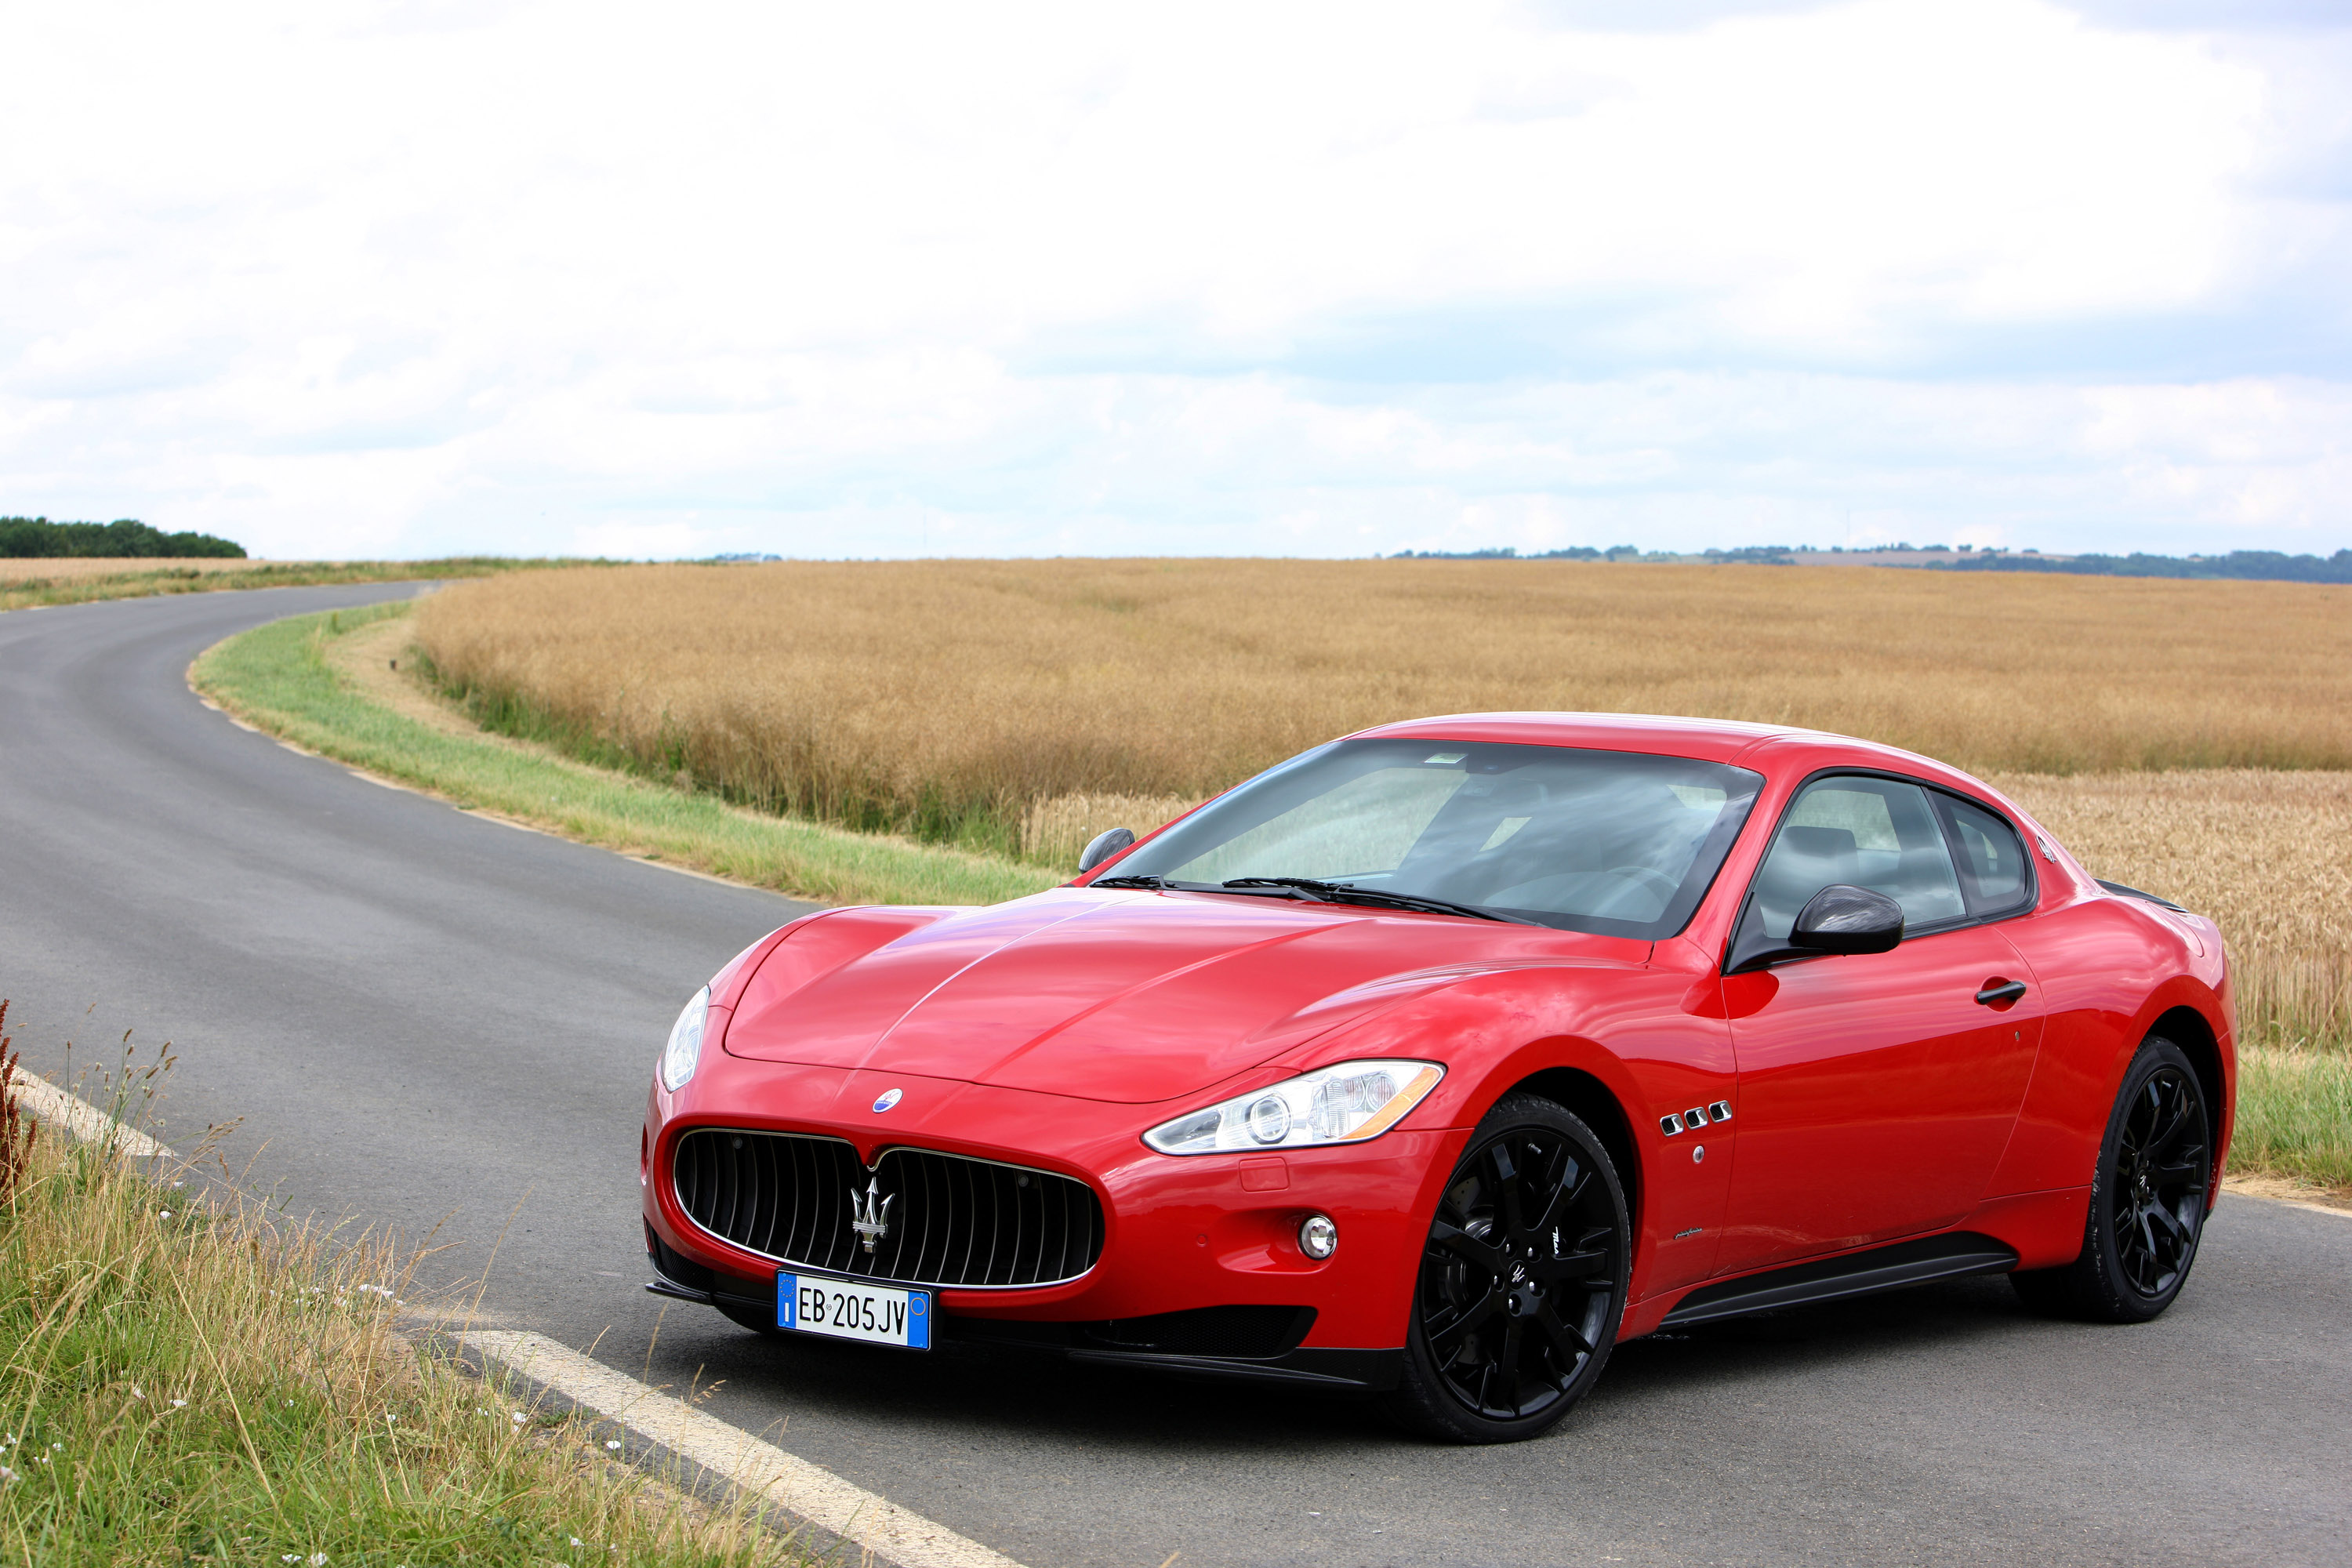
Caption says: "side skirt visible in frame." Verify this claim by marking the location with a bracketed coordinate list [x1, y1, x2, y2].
[1658, 1232, 2020, 1329]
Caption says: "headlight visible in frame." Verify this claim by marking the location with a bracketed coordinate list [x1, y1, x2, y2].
[660, 986, 710, 1093]
[1142, 1059, 1444, 1155]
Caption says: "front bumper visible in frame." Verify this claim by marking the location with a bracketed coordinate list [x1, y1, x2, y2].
[643, 1048, 1463, 1388]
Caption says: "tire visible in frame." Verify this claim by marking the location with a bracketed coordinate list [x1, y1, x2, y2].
[1381, 1094, 1632, 1443]
[2011, 1036, 2212, 1323]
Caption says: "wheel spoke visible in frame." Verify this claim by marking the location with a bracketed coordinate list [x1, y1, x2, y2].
[1529, 1165, 1588, 1242]
[1534, 1299, 1594, 1366]
[1529, 1247, 1609, 1283]
[1428, 1220, 1508, 1276]
[1425, 1293, 1501, 1361]
[2148, 1099, 2199, 1160]
[1491, 1319, 1524, 1414]
[2132, 1206, 2164, 1280]
[1489, 1142, 1529, 1241]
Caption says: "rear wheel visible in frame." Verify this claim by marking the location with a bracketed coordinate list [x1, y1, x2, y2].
[2012, 1036, 2212, 1323]
[1381, 1094, 1630, 1443]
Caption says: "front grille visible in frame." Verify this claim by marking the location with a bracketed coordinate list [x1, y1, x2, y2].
[671, 1128, 1105, 1289]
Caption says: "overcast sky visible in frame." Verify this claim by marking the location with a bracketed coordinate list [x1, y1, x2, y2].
[4, 1, 2348, 561]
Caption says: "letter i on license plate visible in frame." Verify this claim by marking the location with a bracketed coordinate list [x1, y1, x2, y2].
[775, 1272, 931, 1350]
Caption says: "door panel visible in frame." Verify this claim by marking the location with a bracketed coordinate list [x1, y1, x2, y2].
[1717, 924, 2042, 1275]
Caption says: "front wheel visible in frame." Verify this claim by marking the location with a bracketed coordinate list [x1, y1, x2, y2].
[1381, 1094, 1631, 1443]
[2012, 1036, 2212, 1323]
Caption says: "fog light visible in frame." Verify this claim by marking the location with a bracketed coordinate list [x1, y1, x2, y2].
[1299, 1213, 1338, 1260]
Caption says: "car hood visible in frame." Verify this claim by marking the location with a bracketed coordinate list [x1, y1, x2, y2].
[720, 888, 1646, 1104]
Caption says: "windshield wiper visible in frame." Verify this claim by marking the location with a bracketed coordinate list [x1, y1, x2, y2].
[1220, 877, 1537, 925]
[1087, 873, 1176, 889]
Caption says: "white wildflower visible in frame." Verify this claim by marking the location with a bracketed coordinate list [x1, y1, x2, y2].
[605, 1439, 621, 1450]
[172, 1399, 187, 1408]
[511, 1411, 527, 1425]
[158, 1210, 172, 1220]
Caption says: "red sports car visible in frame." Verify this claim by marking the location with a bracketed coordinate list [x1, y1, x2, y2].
[641, 713, 2232, 1443]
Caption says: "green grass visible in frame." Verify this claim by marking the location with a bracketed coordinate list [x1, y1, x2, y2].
[190, 604, 1058, 909]
[0, 558, 570, 615]
[2234, 1047, 2352, 1192]
[0, 1023, 806, 1566]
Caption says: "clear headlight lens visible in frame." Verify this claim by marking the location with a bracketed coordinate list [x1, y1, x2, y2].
[1142, 1060, 1445, 1155]
[660, 986, 710, 1093]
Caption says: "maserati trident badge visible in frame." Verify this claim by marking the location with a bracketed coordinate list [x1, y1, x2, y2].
[849, 1178, 894, 1253]
[872, 1087, 902, 1112]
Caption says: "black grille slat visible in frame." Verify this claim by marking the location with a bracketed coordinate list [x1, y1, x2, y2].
[672, 1130, 1102, 1289]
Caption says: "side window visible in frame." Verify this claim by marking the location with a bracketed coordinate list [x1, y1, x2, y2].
[1938, 795, 2034, 917]
[1744, 775, 1967, 941]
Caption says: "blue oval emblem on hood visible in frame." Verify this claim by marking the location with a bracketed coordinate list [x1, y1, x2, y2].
[872, 1087, 903, 1113]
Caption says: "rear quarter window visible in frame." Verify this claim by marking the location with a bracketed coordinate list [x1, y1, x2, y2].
[1938, 795, 2034, 917]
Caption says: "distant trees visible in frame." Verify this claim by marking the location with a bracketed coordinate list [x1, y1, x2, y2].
[0, 517, 247, 558]
[1388, 542, 2352, 585]
[1933, 549, 2352, 586]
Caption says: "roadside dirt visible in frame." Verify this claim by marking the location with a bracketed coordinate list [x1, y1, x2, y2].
[325, 612, 495, 742]
[2223, 1171, 2352, 1215]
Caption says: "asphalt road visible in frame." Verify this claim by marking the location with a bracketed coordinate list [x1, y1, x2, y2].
[2, 585, 2346, 1568]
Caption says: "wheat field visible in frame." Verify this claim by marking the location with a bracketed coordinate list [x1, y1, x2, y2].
[0, 557, 279, 585]
[416, 558, 2352, 841]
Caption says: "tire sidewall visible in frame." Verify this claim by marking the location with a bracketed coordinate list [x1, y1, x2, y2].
[1394, 1094, 1631, 1443]
[2083, 1036, 2209, 1323]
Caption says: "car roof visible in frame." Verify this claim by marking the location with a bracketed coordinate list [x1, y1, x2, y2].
[1348, 712, 1989, 792]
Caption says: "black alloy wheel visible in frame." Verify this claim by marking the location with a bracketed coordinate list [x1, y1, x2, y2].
[2013, 1036, 2212, 1323]
[1383, 1094, 1630, 1443]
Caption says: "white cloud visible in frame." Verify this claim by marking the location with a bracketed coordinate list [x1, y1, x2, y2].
[0, 0, 2345, 557]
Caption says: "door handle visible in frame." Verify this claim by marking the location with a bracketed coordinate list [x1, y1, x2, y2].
[1975, 979, 2027, 1007]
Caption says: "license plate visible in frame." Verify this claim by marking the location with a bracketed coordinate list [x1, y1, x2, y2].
[775, 1272, 932, 1350]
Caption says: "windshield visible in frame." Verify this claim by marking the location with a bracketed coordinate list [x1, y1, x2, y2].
[1106, 739, 1763, 939]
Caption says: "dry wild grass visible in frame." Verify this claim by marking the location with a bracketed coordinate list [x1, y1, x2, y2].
[0, 1006, 805, 1566]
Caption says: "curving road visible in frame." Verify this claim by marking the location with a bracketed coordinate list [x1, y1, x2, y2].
[2, 585, 2347, 1568]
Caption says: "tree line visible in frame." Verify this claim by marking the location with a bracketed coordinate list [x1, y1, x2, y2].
[0, 517, 247, 558]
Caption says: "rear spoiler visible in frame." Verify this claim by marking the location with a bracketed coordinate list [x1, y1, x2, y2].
[2096, 878, 2188, 914]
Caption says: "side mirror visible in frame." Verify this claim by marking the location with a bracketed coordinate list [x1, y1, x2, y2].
[1077, 827, 1135, 874]
[1791, 884, 1904, 955]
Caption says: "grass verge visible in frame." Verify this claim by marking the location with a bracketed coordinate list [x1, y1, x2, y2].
[2234, 1048, 2352, 1196]
[189, 603, 1057, 908]
[0, 558, 571, 615]
[0, 1011, 804, 1565]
